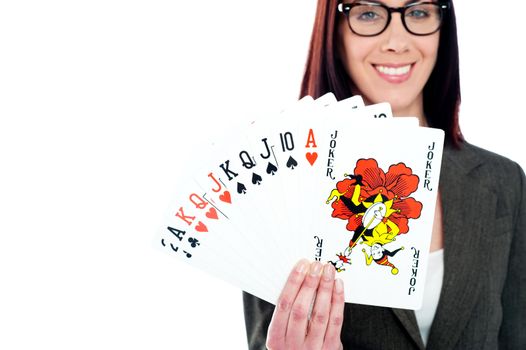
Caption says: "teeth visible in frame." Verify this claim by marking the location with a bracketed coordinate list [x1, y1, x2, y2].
[376, 65, 411, 75]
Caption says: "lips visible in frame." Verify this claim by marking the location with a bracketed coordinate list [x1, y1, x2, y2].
[373, 63, 414, 84]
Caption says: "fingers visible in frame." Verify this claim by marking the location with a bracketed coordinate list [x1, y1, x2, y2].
[267, 260, 346, 350]
[323, 278, 345, 348]
[304, 263, 336, 348]
[285, 261, 324, 346]
[267, 259, 309, 349]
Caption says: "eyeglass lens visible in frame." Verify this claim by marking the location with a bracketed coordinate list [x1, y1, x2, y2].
[348, 3, 442, 36]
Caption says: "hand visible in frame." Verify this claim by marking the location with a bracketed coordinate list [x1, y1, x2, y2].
[266, 260, 345, 350]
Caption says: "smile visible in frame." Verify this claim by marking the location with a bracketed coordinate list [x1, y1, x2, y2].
[373, 64, 414, 83]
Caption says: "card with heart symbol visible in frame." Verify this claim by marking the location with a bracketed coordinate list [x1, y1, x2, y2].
[155, 95, 444, 309]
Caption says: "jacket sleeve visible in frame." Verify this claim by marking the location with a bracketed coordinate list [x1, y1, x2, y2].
[242, 291, 275, 350]
[499, 163, 526, 348]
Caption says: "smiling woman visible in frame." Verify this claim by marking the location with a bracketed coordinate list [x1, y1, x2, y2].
[2, 0, 525, 349]
[243, 0, 525, 349]
[336, 1, 443, 121]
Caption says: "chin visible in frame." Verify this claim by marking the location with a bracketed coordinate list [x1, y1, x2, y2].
[390, 102, 416, 116]
[369, 91, 421, 116]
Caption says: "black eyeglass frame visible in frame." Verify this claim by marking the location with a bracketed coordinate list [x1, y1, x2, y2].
[337, 1, 451, 37]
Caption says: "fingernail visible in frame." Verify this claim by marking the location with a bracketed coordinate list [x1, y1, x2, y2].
[295, 259, 308, 273]
[335, 278, 344, 293]
[310, 261, 322, 276]
[323, 263, 335, 281]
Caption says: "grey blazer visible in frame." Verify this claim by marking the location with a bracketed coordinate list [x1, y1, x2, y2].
[243, 142, 526, 349]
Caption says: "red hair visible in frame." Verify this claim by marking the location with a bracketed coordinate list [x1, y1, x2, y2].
[300, 0, 463, 147]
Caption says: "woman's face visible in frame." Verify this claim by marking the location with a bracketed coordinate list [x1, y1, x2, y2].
[337, 0, 440, 120]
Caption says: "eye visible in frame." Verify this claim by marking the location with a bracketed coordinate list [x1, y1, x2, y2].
[407, 8, 430, 18]
[350, 5, 386, 22]
[358, 10, 380, 21]
[405, 3, 439, 20]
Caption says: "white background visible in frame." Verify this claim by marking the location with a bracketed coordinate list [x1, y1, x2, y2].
[1, 1, 524, 349]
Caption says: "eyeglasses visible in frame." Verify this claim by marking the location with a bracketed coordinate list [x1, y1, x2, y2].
[337, 1, 450, 37]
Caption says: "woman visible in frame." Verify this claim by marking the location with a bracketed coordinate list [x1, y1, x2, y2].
[243, 0, 526, 349]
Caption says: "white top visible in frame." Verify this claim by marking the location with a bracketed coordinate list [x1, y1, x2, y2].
[415, 249, 444, 346]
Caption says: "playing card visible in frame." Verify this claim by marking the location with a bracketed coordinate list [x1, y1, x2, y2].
[155, 174, 276, 303]
[156, 96, 445, 309]
[190, 135, 284, 290]
[299, 124, 444, 309]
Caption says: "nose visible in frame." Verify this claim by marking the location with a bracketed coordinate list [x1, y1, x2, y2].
[380, 13, 410, 53]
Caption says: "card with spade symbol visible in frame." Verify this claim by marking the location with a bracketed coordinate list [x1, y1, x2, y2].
[188, 133, 286, 289]
[156, 94, 446, 309]
[240, 107, 308, 266]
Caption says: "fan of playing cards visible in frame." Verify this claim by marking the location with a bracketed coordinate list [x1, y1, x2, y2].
[156, 93, 444, 310]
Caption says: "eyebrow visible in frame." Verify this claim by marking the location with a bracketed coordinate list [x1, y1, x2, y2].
[347, 0, 432, 6]
[405, 0, 431, 5]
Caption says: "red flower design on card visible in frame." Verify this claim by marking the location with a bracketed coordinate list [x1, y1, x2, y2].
[328, 158, 422, 235]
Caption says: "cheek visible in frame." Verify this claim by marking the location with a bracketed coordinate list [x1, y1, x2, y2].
[338, 30, 356, 75]
[342, 40, 376, 82]
[347, 36, 374, 61]
[419, 36, 440, 69]
[338, 26, 374, 74]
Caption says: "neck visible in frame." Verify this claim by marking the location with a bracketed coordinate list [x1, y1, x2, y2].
[392, 93, 427, 126]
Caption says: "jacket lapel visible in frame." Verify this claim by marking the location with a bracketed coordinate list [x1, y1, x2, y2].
[426, 144, 496, 349]
[392, 143, 496, 350]
[391, 307, 426, 349]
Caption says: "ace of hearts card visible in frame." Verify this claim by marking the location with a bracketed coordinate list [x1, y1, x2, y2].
[297, 122, 444, 309]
